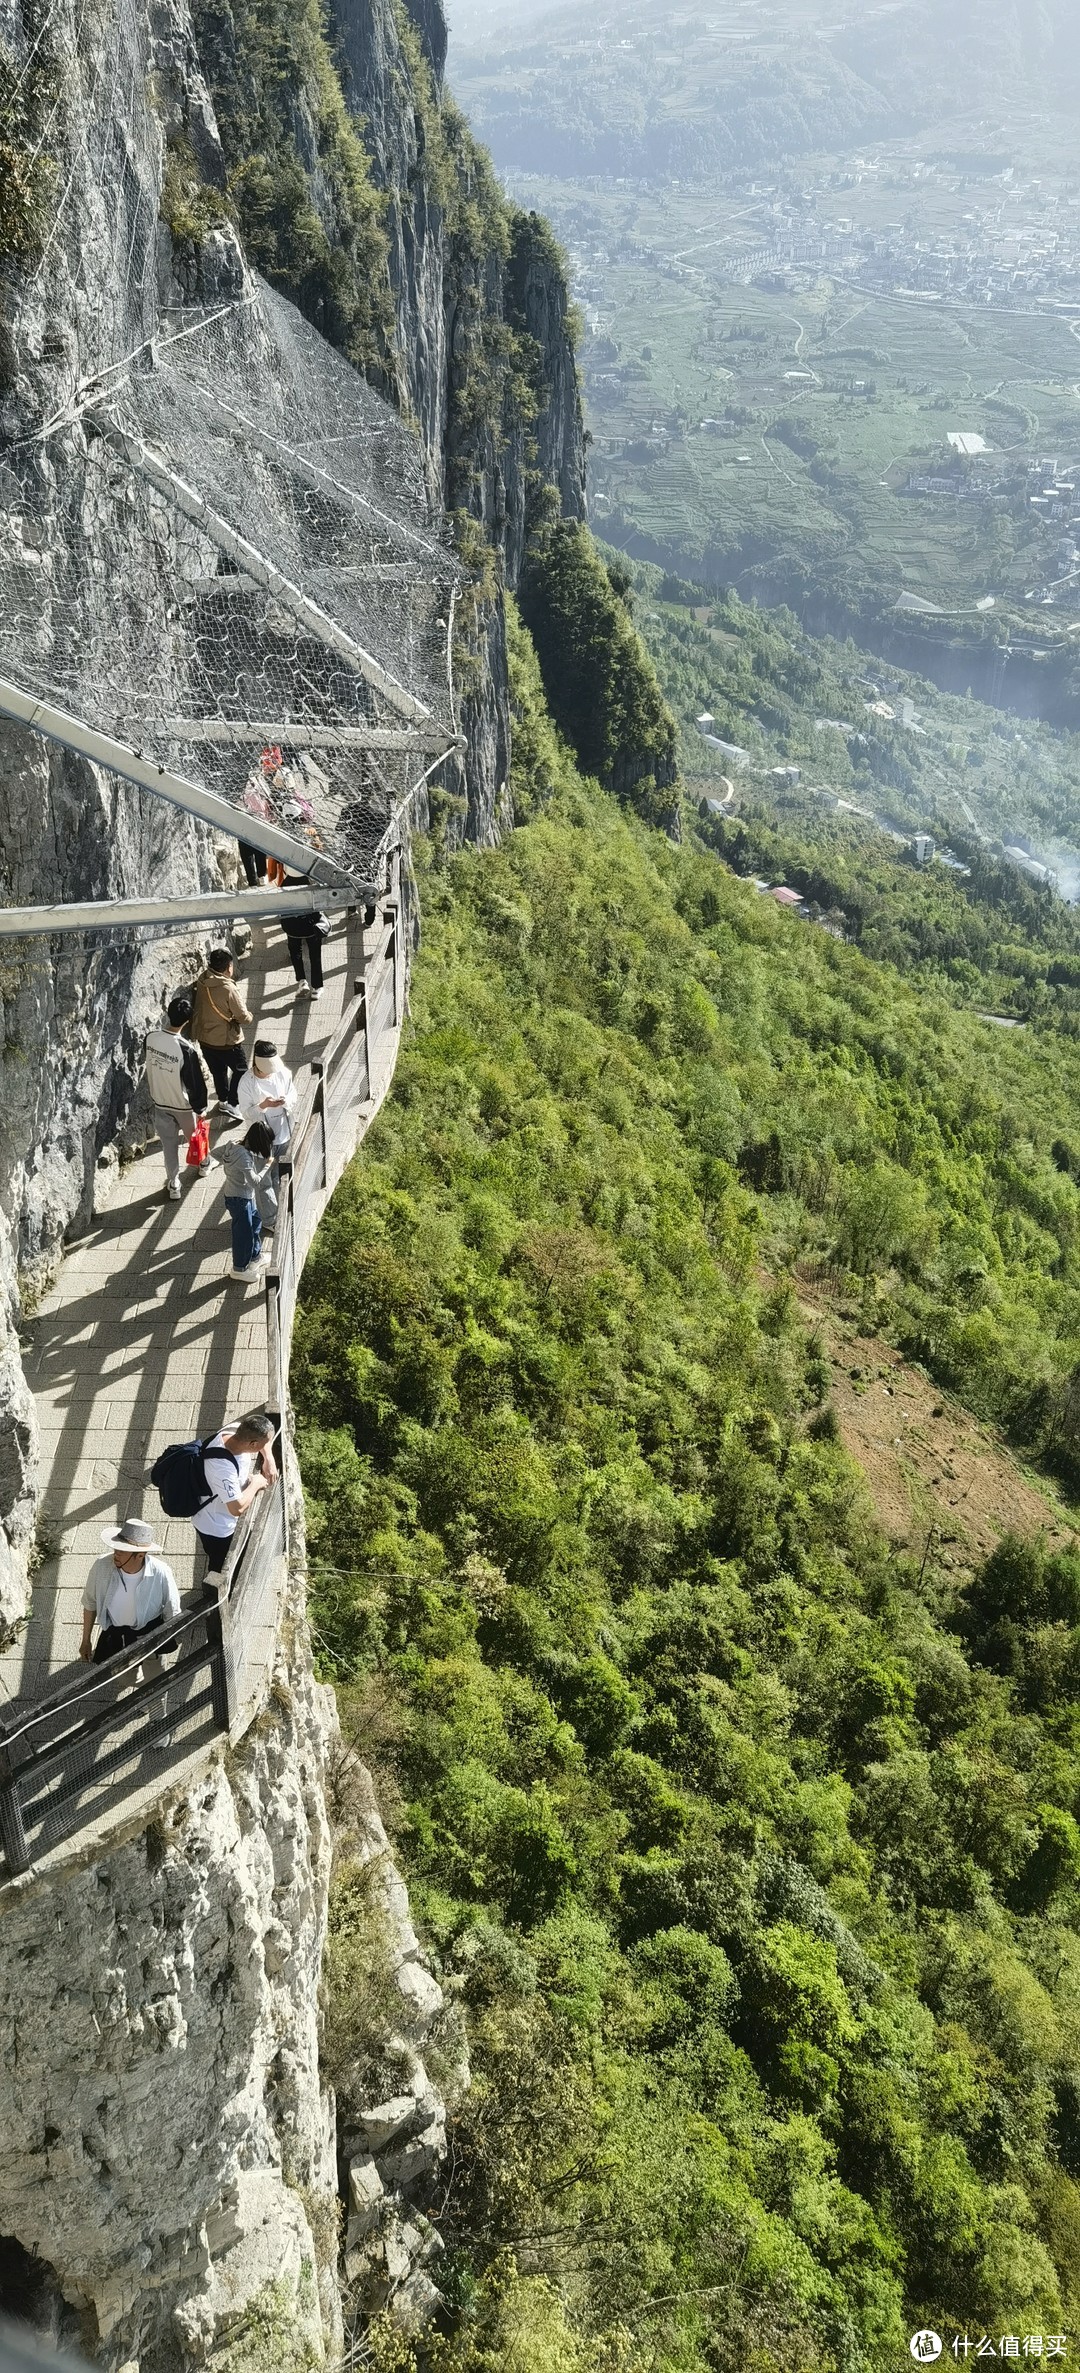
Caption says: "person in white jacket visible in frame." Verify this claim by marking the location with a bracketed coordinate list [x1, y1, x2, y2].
[144, 996, 210, 1200]
[235, 1040, 297, 1229]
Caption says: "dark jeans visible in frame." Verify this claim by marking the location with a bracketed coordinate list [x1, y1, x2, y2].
[239, 842, 268, 887]
[93, 1617, 162, 1664]
[200, 1042, 248, 1104]
[225, 1194, 262, 1270]
[285, 931, 324, 989]
[195, 1529, 233, 1574]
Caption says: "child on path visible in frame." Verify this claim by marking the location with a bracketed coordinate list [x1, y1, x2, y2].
[216, 1121, 275, 1280]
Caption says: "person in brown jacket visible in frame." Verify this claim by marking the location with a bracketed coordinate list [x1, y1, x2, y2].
[191, 948, 252, 1117]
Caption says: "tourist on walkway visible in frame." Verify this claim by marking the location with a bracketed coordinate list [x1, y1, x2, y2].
[216, 1120, 275, 1280]
[238, 841, 268, 889]
[279, 882, 328, 1000]
[236, 1041, 296, 1152]
[80, 1519, 181, 1664]
[144, 995, 209, 1201]
[192, 1412, 278, 1575]
[192, 948, 252, 1115]
[236, 1042, 297, 1231]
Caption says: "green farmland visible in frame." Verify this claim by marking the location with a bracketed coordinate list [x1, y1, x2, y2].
[519, 175, 1080, 625]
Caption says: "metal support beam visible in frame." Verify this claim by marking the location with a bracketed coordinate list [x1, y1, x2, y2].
[189, 381, 458, 574]
[0, 677, 356, 888]
[0, 884, 371, 939]
[91, 412, 432, 726]
[159, 718, 466, 754]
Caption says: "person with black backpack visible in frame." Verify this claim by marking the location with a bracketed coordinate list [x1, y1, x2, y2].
[152, 1412, 278, 1577]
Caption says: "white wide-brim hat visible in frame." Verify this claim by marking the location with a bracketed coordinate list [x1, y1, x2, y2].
[101, 1518, 163, 1554]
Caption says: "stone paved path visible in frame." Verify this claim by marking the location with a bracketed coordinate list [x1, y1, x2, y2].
[0, 909, 363, 1712]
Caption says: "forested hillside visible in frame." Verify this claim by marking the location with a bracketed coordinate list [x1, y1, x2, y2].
[295, 607, 1080, 2368]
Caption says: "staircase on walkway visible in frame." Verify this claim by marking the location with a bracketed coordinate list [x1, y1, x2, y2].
[0, 858, 406, 1883]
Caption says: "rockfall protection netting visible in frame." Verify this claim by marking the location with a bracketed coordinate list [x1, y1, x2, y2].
[0, 284, 462, 890]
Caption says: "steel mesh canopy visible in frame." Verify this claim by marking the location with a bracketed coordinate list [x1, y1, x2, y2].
[0, 282, 462, 896]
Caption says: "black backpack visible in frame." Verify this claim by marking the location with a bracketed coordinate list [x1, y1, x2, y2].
[150, 1438, 238, 1519]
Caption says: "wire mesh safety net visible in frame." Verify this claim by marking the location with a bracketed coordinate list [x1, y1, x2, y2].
[0, 281, 461, 891]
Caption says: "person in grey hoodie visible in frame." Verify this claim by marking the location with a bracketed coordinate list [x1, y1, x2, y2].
[144, 995, 210, 1200]
[216, 1121, 276, 1280]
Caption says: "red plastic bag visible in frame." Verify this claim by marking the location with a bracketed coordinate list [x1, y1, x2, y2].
[186, 1115, 211, 1169]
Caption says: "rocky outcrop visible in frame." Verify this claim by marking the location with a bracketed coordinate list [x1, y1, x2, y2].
[326, 1748, 467, 2334]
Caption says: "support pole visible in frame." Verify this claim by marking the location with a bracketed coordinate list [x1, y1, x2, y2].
[187, 381, 459, 573]
[157, 719, 466, 754]
[91, 413, 432, 725]
[0, 676, 356, 888]
[0, 884, 369, 939]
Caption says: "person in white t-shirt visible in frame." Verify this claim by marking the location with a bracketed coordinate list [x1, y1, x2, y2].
[80, 1518, 181, 1663]
[192, 1411, 279, 1575]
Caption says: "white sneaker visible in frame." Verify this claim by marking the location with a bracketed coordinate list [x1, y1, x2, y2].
[166, 1180, 181, 1201]
[294, 980, 311, 996]
[310, 986, 324, 1001]
[229, 1266, 254, 1282]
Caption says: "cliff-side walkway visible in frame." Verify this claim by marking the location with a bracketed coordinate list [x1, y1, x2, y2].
[0, 903, 378, 1715]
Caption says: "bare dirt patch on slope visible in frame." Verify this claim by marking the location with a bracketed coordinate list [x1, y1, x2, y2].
[800, 1292, 1080, 1581]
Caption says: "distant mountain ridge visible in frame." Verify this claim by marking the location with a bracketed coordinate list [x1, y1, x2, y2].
[450, 0, 1080, 178]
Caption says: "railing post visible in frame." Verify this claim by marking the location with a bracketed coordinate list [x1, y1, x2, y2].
[383, 908, 398, 1029]
[309, 1065, 328, 1188]
[206, 1589, 236, 1733]
[265, 1272, 283, 1450]
[353, 977, 369, 1093]
[0, 1744, 31, 1877]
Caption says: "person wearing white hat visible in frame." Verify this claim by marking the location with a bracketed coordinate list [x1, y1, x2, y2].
[80, 1519, 181, 1665]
